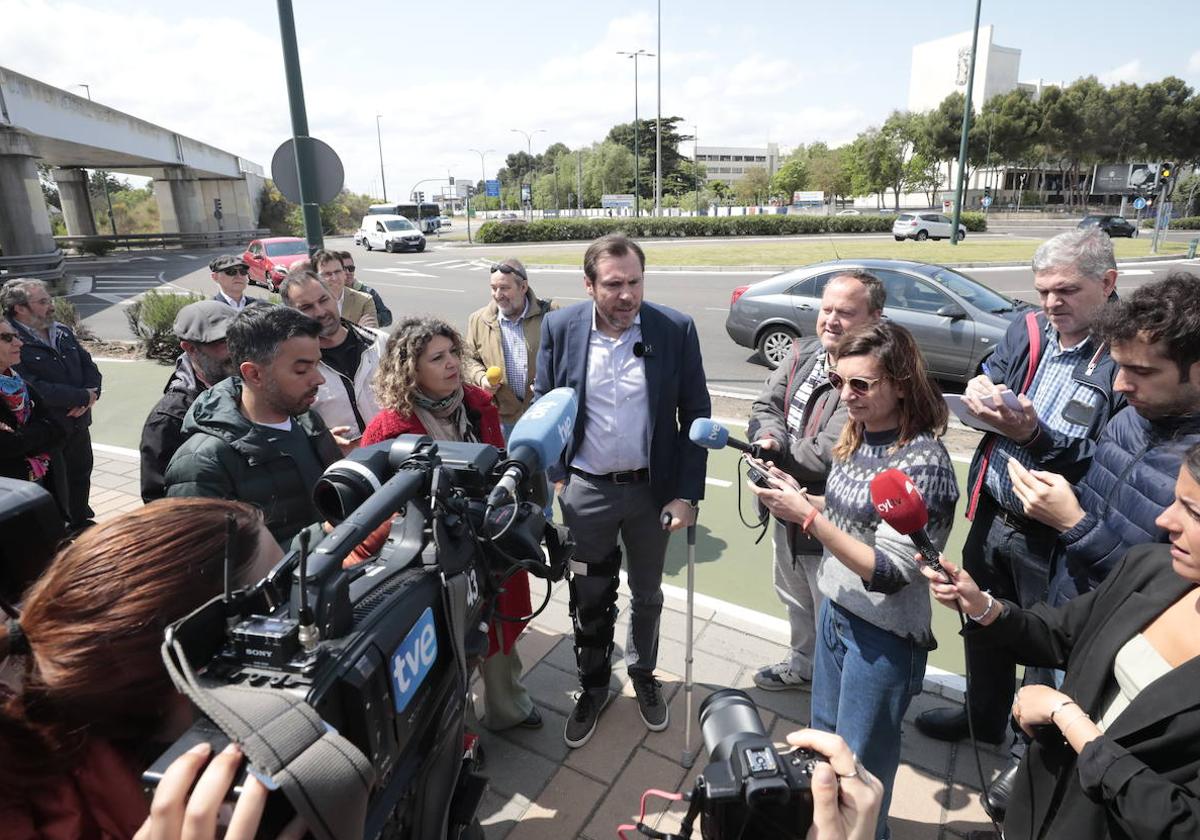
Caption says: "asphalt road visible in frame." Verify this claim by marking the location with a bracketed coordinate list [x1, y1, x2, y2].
[72, 236, 1198, 398]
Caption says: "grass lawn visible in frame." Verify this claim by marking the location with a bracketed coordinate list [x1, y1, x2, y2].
[486, 236, 1188, 267]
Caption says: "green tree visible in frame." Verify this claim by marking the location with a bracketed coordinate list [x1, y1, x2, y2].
[807, 144, 852, 204]
[581, 141, 635, 205]
[770, 149, 809, 199]
[919, 93, 967, 189]
[606, 117, 694, 200]
[734, 167, 771, 205]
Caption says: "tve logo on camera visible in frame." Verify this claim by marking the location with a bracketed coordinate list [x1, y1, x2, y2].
[391, 607, 438, 714]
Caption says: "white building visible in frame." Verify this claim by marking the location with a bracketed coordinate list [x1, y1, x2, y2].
[908, 25, 1023, 113]
[691, 143, 780, 184]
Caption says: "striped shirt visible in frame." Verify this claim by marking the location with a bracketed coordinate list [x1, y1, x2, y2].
[984, 328, 1103, 512]
[498, 299, 530, 400]
[786, 350, 828, 438]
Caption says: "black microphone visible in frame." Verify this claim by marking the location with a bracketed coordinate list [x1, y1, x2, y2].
[633, 342, 654, 358]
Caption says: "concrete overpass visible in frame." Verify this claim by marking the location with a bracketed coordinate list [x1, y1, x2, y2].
[0, 66, 265, 281]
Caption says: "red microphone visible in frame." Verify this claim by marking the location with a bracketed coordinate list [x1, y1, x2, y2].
[869, 469, 947, 578]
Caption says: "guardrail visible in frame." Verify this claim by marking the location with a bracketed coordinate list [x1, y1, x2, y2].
[0, 250, 67, 286]
[53, 229, 271, 252]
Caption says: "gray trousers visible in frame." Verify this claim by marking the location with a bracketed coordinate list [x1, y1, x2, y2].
[478, 646, 534, 731]
[559, 472, 670, 680]
[772, 518, 823, 679]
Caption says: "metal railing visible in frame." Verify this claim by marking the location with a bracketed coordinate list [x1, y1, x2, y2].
[0, 250, 66, 284]
[53, 228, 271, 252]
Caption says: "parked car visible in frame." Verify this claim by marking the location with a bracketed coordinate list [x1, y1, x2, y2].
[242, 237, 311, 290]
[438, 216, 453, 228]
[1078, 214, 1135, 238]
[892, 212, 967, 241]
[725, 258, 1033, 380]
[358, 214, 427, 253]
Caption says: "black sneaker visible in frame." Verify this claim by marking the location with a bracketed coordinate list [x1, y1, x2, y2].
[630, 672, 669, 731]
[564, 688, 611, 749]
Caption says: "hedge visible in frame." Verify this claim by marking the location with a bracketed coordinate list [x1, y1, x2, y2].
[474, 212, 988, 243]
[1140, 216, 1200, 230]
[125, 290, 204, 361]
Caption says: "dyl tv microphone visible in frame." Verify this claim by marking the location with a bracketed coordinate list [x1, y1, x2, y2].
[869, 468, 949, 580]
[486, 387, 578, 508]
[688, 418, 761, 458]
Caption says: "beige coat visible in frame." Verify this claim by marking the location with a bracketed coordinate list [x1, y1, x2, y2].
[462, 287, 557, 424]
[340, 286, 378, 328]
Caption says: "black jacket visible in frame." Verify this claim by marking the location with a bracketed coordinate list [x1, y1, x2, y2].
[139, 354, 210, 502]
[8, 319, 102, 433]
[970, 544, 1200, 839]
[0, 380, 64, 482]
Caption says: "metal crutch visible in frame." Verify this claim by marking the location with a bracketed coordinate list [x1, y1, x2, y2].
[680, 515, 698, 768]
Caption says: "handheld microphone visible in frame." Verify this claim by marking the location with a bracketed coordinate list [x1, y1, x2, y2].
[688, 418, 761, 457]
[869, 469, 947, 577]
[486, 387, 578, 508]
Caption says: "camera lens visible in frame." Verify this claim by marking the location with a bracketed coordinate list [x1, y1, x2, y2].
[699, 688, 767, 764]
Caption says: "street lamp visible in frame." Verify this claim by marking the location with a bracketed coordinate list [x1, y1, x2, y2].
[375, 114, 387, 202]
[655, 0, 662, 217]
[617, 49, 654, 217]
[469, 147, 494, 210]
[509, 128, 545, 217]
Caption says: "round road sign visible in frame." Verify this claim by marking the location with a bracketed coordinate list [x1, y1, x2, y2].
[1133, 197, 1148, 210]
[271, 137, 344, 205]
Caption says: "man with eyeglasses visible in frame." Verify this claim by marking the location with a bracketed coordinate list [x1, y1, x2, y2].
[746, 269, 885, 693]
[311, 249, 377, 328]
[1, 278, 102, 533]
[336, 250, 392, 327]
[209, 255, 262, 310]
[139, 300, 237, 502]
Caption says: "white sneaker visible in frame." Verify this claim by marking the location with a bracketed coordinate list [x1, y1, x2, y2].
[753, 661, 811, 691]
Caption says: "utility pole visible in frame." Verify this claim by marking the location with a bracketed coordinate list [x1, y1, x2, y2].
[576, 150, 584, 217]
[618, 49, 654, 217]
[655, 0, 663, 217]
[694, 125, 700, 216]
[375, 114, 387, 201]
[468, 148, 493, 214]
[510, 129, 545, 219]
[950, 0, 982, 246]
[275, 0, 323, 252]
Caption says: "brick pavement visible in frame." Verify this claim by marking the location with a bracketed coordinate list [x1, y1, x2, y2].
[90, 446, 1002, 839]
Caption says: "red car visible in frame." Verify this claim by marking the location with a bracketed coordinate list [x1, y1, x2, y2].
[242, 237, 311, 290]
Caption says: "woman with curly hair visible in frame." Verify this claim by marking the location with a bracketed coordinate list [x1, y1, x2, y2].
[362, 316, 539, 733]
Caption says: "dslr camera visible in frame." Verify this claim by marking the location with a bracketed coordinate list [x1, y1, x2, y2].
[145, 434, 572, 840]
[664, 689, 819, 839]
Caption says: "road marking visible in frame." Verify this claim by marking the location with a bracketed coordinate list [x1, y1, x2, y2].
[705, 477, 733, 488]
[709, 387, 759, 400]
[376, 284, 465, 293]
[704, 307, 727, 312]
[1118, 269, 1154, 276]
[96, 274, 158, 279]
[426, 260, 464, 267]
[363, 268, 437, 279]
[179, 254, 200, 260]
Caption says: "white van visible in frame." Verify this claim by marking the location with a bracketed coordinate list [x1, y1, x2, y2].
[357, 214, 427, 252]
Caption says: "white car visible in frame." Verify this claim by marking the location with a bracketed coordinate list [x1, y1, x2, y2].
[358, 214, 427, 252]
[438, 216, 452, 228]
[835, 209, 861, 216]
[892, 212, 966, 242]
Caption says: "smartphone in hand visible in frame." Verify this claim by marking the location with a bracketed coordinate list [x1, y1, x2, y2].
[744, 456, 773, 489]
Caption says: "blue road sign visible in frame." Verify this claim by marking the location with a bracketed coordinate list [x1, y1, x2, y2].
[1133, 196, 1148, 210]
[981, 196, 992, 208]
[485, 179, 501, 197]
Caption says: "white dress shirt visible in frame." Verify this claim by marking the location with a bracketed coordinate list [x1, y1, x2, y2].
[215, 290, 249, 311]
[571, 308, 651, 475]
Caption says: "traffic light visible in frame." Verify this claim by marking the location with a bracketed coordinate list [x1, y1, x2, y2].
[984, 186, 992, 199]
[1159, 162, 1174, 182]
[416, 191, 425, 203]
[214, 198, 223, 212]
[448, 176, 455, 186]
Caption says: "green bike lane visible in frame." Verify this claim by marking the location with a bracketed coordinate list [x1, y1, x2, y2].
[93, 358, 970, 677]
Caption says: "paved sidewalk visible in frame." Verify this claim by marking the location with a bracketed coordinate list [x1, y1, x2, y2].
[91, 448, 1001, 840]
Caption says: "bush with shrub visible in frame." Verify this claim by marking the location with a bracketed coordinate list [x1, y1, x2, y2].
[475, 212, 986, 243]
[77, 238, 116, 257]
[124, 290, 204, 361]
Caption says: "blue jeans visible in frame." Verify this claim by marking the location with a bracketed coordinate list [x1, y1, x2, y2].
[812, 599, 928, 840]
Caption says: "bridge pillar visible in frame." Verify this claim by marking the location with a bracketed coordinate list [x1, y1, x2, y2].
[153, 166, 204, 234]
[51, 167, 97, 237]
[0, 128, 57, 258]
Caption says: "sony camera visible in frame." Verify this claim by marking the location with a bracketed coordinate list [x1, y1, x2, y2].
[686, 689, 819, 839]
[144, 435, 572, 840]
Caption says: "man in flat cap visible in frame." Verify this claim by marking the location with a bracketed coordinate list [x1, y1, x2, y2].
[139, 300, 237, 501]
[209, 255, 262, 311]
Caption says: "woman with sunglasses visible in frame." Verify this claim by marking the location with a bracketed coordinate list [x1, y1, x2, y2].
[0, 322, 63, 495]
[748, 321, 958, 840]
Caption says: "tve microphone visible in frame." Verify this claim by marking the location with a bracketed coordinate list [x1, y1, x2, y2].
[688, 418, 760, 457]
[869, 468, 947, 576]
[486, 387, 579, 508]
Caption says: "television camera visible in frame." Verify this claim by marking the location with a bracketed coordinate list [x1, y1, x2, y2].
[145, 389, 578, 840]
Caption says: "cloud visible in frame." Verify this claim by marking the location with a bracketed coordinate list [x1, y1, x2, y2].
[1099, 59, 1149, 86]
[1189, 50, 1200, 74]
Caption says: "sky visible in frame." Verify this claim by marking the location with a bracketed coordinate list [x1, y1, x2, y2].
[3, 0, 1199, 200]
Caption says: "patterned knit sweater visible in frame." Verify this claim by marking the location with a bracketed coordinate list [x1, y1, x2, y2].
[816, 429, 959, 648]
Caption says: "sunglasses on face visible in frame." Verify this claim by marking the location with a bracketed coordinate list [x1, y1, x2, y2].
[828, 370, 885, 395]
[342, 265, 356, 273]
[490, 263, 527, 283]
[0, 332, 20, 344]
[221, 267, 249, 277]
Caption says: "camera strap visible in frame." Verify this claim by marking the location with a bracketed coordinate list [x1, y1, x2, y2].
[161, 630, 376, 840]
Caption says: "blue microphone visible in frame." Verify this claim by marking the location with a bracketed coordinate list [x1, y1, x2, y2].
[688, 418, 759, 456]
[487, 387, 579, 507]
